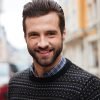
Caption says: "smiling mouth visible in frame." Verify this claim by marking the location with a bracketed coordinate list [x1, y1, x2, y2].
[35, 48, 54, 53]
[39, 51, 50, 54]
[35, 48, 54, 57]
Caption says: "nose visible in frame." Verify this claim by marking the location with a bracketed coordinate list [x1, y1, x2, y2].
[37, 36, 49, 49]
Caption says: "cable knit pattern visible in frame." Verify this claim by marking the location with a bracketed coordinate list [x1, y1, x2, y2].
[8, 59, 100, 100]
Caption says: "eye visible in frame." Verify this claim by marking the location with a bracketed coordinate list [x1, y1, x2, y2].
[28, 32, 39, 38]
[47, 31, 57, 37]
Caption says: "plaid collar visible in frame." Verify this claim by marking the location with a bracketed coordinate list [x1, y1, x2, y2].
[30, 57, 66, 78]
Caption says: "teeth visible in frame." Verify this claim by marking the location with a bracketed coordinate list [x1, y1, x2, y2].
[40, 51, 49, 53]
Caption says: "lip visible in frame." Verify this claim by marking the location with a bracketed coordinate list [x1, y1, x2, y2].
[39, 51, 50, 54]
[38, 50, 52, 57]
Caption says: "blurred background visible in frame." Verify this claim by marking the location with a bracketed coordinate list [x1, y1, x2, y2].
[0, 0, 100, 99]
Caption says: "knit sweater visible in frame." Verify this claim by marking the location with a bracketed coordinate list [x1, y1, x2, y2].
[8, 59, 100, 100]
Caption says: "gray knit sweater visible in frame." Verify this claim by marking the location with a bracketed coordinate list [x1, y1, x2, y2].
[8, 59, 100, 100]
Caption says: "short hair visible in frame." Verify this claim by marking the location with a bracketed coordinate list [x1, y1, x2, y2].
[22, 0, 65, 35]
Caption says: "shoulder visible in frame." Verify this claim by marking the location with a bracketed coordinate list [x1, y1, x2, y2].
[65, 58, 100, 84]
[65, 59, 100, 98]
[8, 68, 31, 99]
[9, 68, 30, 84]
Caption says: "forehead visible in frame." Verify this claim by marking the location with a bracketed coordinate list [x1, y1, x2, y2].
[25, 12, 59, 25]
[25, 12, 60, 33]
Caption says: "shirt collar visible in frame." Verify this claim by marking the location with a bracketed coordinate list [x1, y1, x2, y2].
[30, 57, 66, 78]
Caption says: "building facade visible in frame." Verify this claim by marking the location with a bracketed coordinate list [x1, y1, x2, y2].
[60, 0, 100, 77]
[0, 0, 32, 68]
[0, 26, 8, 62]
[0, 0, 1, 13]
[0, 0, 8, 62]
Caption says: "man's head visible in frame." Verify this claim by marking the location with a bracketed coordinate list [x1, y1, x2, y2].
[22, 0, 65, 35]
[22, 0, 66, 68]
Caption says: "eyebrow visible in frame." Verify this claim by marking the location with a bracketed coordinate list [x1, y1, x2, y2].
[27, 30, 58, 36]
[46, 30, 57, 33]
[28, 32, 39, 36]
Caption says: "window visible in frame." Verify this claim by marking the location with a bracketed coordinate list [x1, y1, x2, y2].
[87, 0, 97, 27]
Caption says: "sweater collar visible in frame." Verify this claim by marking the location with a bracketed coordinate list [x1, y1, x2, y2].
[30, 57, 66, 78]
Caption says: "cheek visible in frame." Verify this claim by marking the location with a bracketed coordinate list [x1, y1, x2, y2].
[51, 38, 62, 47]
[26, 39, 37, 47]
[26, 41, 34, 51]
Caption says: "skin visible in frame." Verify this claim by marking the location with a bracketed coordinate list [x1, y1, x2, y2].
[25, 12, 66, 77]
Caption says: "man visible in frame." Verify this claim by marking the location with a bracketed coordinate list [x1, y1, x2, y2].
[8, 0, 100, 100]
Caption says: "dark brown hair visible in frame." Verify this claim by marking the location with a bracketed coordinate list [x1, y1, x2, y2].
[22, 0, 65, 35]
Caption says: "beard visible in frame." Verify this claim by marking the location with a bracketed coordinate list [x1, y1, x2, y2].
[27, 43, 63, 67]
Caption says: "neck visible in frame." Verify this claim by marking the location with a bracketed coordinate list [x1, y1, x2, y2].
[33, 55, 62, 77]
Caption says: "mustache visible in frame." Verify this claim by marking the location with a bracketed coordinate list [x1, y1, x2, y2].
[34, 47, 54, 52]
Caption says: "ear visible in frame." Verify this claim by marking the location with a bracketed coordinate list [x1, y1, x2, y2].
[62, 28, 66, 40]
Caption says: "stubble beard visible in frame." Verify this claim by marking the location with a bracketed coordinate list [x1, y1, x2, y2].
[27, 43, 63, 67]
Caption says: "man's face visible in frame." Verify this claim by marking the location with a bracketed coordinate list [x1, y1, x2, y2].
[25, 12, 65, 67]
